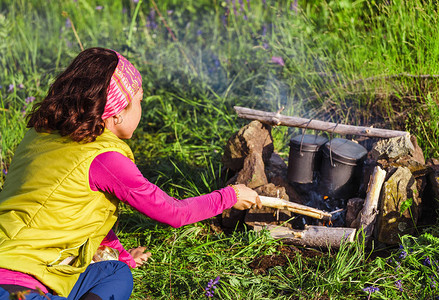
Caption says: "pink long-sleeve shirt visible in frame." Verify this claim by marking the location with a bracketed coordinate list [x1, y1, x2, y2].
[0, 151, 237, 293]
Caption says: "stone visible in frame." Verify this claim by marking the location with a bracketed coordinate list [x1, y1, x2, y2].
[416, 163, 439, 227]
[370, 135, 415, 160]
[427, 163, 439, 208]
[376, 167, 421, 244]
[429, 167, 439, 192]
[267, 152, 288, 171]
[427, 158, 439, 166]
[370, 135, 425, 166]
[220, 208, 247, 233]
[269, 176, 303, 203]
[409, 135, 426, 165]
[235, 152, 268, 188]
[346, 198, 364, 228]
[254, 183, 289, 200]
[222, 121, 274, 171]
[358, 159, 378, 196]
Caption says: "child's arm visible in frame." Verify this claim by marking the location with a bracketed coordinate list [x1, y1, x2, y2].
[89, 151, 238, 228]
[100, 229, 150, 268]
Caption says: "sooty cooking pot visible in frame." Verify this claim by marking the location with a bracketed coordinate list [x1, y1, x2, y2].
[319, 138, 367, 199]
[287, 134, 328, 184]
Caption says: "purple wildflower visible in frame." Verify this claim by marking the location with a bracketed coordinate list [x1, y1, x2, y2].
[205, 276, 220, 298]
[8, 84, 14, 93]
[213, 57, 220, 68]
[239, 0, 245, 12]
[395, 280, 403, 292]
[65, 18, 72, 28]
[271, 56, 285, 66]
[95, 6, 103, 10]
[147, 8, 157, 29]
[399, 246, 407, 259]
[18, 83, 24, 89]
[290, 0, 298, 12]
[424, 257, 432, 266]
[197, 30, 203, 36]
[208, 55, 221, 73]
[167, 10, 174, 15]
[150, 9, 156, 21]
[25, 96, 35, 104]
[2, 169, 7, 176]
[232, 0, 238, 15]
[363, 286, 379, 293]
[247, 0, 250, 10]
[395, 262, 401, 271]
[262, 25, 267, 36]
[132, 0, 139, 3]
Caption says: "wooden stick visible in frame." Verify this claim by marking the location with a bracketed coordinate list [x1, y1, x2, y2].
[234, 106, 409, 138]
[358, 166, 387, 240]
[259, 196, 332, 220]
[253, 224, 356, 248]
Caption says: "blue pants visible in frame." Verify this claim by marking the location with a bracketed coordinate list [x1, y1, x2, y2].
[0, 261, 133, 300]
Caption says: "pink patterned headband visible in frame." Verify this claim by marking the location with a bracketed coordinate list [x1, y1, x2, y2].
[102, 51, 142, 120]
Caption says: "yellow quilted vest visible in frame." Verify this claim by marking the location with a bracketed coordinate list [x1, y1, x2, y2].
[0, 128, 134, 296]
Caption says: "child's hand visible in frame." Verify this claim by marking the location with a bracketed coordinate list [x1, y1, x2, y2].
[128, 246, 151, 267]
[231, 184, 262, 210]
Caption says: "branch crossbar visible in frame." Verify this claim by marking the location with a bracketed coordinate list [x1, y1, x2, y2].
[234, 106, 409, 138]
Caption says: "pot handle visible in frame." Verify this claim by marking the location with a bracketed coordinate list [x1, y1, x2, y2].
[328, 123, 339, 167]
[298, 119, 313, 156]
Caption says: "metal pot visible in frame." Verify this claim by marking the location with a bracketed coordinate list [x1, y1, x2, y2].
[287, 134, 328, 184]
[319, 138, 368, 199]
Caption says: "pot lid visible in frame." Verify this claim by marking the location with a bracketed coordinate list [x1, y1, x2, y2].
[290, 134, 328, 152]
[323, 138, 368, 163]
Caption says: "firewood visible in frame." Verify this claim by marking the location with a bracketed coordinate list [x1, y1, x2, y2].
[358, 166, 387, 240]
[259, 196, 332, 220]
[234, 106, 409, 138]
[253, 224, 356, 248]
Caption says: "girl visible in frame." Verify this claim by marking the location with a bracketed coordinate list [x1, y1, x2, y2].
[0, 47, 261, 300]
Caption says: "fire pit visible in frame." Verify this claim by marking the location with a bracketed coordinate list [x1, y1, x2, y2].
[220, 106, 434, 248]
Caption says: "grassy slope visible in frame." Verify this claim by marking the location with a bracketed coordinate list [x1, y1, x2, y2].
[1, 0, 439, 298]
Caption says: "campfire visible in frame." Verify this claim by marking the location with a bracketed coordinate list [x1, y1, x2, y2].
[220, 106, 438, 248]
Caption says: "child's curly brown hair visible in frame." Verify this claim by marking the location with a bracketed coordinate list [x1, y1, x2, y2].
[27, 47, 118, 143]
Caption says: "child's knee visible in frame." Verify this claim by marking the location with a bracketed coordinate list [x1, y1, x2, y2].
[115, 261, 133, 287]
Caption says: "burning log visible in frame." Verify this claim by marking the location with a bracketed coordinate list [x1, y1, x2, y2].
[357, 166, 387, 240]
[259, 196, 332, 220]
[253, 224, 356, 248]
[234, 106, 409, 138]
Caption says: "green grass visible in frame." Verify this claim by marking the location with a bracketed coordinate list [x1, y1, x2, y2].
[2, 0, 439, 298]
